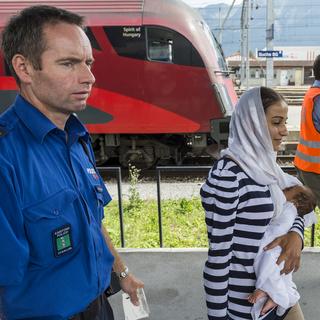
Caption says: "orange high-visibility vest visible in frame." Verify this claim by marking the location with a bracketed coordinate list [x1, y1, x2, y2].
[294, 87, 320, 174]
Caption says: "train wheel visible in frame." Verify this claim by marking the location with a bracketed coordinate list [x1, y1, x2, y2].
[119, 148, 157, 169]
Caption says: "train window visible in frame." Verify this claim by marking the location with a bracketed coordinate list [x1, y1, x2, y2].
[146, 27, 204, 67]
[85, 27, 101, 51]
[104, 26, 146, 60]
[201, 22, 227, 71]
[148, 40, 173, 62]
[191, 46, 205, 67]
[147, 28, 173, 62]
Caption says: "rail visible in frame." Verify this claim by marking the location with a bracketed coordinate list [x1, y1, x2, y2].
[156, 166, 212, 247]
[98, 166, 317, 248]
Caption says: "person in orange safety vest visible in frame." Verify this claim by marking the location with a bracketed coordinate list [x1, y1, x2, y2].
[294, 55, 320, 206]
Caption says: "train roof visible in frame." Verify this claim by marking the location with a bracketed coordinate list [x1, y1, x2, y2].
[0, 0, 145, 25]
[0, 0, 144, 12]
[0, 0, 204, 28]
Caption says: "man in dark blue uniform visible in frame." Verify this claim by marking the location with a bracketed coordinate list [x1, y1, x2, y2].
[0, 5, 143, 319]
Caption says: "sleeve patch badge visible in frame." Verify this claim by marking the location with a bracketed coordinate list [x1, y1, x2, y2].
[52, 224, 73, 257]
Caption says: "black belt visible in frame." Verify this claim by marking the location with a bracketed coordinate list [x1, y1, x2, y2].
[69, 294, 105, 320]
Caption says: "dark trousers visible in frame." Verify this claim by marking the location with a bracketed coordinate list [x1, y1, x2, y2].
[4, 296, 114, 320]
[70, 294, 114, 320]
[296, 168, 320, 206]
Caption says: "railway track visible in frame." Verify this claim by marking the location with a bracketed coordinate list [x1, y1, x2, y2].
[277, 154, 295, 163]
[236, 86, 308, 105]
[99, 160, 297, 181]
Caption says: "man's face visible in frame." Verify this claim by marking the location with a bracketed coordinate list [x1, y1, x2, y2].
[27, 22, 95, 116]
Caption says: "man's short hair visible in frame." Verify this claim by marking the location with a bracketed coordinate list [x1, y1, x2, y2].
[313, 55, 320, 81]
[1, 5, 84, 84]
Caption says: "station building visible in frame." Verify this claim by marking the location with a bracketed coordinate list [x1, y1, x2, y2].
[227, 46, 320, 87]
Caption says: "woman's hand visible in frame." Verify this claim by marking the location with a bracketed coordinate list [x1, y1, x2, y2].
[264, 231, 303, 274]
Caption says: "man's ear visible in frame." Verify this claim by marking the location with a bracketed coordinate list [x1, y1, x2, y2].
[11, 54, 34, 84]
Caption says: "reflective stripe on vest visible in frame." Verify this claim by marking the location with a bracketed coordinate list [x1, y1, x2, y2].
[298, 137, 320, 149]
[295, 150, 320, 163]
[294, 87, 320, 173]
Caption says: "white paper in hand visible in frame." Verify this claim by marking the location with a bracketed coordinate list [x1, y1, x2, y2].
[122, 288, 150, 320]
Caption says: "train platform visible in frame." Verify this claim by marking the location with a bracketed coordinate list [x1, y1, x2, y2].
[109, 248, 320, 320]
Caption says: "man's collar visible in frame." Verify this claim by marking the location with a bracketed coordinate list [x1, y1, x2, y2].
[13, 94, 89, 144]
[65, 113, 90, 144]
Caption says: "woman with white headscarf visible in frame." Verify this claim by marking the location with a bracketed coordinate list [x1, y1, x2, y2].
[201, 87, 309, 320]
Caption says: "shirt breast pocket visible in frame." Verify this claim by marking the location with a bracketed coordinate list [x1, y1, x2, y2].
[23, 188, 81, 268]
[93, 185, 111, 223]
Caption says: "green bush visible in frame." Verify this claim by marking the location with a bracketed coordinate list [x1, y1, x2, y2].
[304, 207, 320, 246]
[126, 164, 143, 211]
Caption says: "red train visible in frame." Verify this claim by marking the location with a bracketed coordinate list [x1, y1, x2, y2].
[0, 0, 238, 167]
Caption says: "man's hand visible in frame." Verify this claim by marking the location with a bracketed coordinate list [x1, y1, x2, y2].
[264, 231, 303, 274]
[120, 273, 144, 306]
[100, 227, 144, 305]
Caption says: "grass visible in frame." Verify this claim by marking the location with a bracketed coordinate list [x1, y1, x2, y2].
[103, 198, 320, 248]
[304, 207, 320, 246]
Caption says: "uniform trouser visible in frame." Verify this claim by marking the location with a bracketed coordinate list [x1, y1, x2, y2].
[3, 295, 114, 320]
[296, 168, 320, 207]
[69, 294, 114, 320]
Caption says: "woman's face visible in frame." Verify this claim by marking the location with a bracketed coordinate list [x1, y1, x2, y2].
[265, 100, 289, 151]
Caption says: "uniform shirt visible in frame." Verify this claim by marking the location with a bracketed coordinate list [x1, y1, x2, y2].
[0, 95, 114, 320]
[201, 158, 304, 320]
[312, 80, 320, 133]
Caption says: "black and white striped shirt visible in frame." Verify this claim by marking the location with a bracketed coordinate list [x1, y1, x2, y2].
[201, 157, 304, 320]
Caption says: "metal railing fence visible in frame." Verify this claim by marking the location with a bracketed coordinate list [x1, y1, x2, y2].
[98, 167, 125, 247]
[156, 166, 212, 247]
[98, 166, 317, 248]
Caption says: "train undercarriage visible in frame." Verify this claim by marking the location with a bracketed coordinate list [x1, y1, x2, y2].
[91, 133, 222, 168]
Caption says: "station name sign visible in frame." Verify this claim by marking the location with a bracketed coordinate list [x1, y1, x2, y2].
[257, 50, 283, 58]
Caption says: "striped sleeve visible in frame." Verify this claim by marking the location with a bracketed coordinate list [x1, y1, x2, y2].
[289, 215, 305, 240]
[201, 160, 239, 320]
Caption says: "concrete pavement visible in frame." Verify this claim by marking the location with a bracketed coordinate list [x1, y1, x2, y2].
[109, 248, 320, 320]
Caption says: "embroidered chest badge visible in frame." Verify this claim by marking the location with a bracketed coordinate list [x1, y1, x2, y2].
[87, 167, 99, 180]
[52, 224, 73, 257]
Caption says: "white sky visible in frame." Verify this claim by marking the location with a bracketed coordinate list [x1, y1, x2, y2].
[182, 0, 243, 8]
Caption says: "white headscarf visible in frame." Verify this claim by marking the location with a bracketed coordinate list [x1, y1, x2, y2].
[221, 87, 298, 218]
